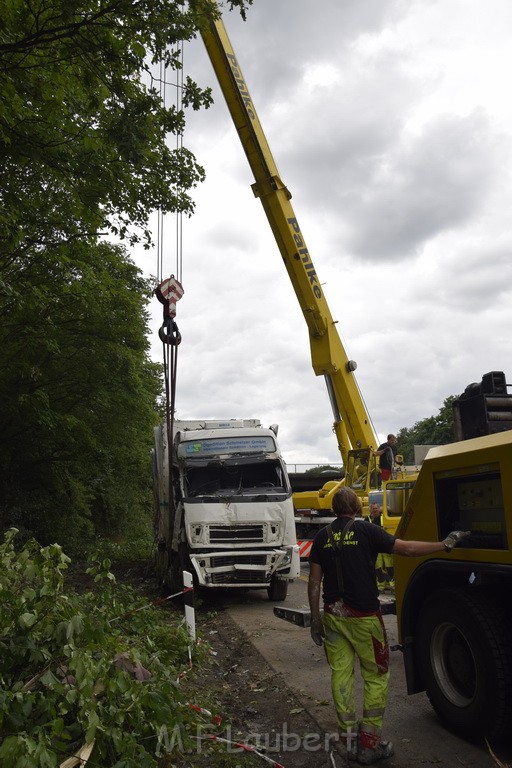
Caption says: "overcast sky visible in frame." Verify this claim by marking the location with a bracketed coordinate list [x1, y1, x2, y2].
[136, 0, 512, 468]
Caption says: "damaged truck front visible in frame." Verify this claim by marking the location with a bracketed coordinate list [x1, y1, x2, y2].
[153, 419, 300, 601]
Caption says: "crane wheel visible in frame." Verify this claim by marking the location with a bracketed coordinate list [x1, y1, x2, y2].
[417, 586, 512, 745]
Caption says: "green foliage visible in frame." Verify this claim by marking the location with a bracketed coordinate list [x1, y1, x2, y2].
[97, 516, 155, 563]
[0, 0, 254, 252]
[304, 465, 343, 475]
[397, 396, 456, 463]
[0, 240, 161, 551]
[225, 0, 254, 21]
[0, 0, 211, 251]
[0, 529, 223, 767]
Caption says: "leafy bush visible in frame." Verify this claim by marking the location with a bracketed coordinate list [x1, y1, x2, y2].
[0, 529, 219, 767]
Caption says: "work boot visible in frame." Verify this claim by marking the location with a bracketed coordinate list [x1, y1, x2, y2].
[342, 736, 358, 761]
[340, 726, 359, 762]
[347, 741, 359, 761]
[356, 740, 394, 765]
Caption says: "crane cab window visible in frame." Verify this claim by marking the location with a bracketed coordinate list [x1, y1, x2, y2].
[369, 481, 414, 522]
[346, 449, 379, 491]
[383, 480, 415, 518]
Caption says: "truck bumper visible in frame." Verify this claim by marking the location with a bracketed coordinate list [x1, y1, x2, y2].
[189, 545, 299, 588]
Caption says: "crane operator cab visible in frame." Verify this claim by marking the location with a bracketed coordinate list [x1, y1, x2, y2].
[345, 448, 380, 493]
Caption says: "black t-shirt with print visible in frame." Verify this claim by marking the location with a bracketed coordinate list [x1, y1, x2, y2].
[377, 442, 397, 471]
[309, 515, 396, 612]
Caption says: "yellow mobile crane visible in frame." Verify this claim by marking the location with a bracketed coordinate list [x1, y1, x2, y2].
[198, 6, 391, 535]
[197, 6, 512, 744]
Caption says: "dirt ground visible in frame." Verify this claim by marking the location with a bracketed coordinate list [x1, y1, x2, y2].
[113, 561, 507, 768]
[112, 563, 348, 768]
[189, 604, 345, 768]
[108, 561, 343, 768]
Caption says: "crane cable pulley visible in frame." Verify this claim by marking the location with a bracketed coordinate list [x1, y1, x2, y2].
[155, 274, 184, 346]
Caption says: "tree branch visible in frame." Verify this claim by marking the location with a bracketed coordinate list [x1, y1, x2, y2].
[0, 1, 121, 55]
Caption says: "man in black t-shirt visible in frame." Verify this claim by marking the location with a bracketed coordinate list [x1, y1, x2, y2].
[308, 487, 469, 765]
[374, 434, 397, 482]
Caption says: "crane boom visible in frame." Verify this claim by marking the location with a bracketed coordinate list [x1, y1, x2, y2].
[199, 6, 380, 511]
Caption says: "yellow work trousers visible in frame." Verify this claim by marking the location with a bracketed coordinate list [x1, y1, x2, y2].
[375, 553, 395, 590]
[323, 610, 390, 742]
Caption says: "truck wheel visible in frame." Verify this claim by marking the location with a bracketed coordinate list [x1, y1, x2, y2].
[267, 575, 288, 601]
[168, 550, 183, 595]
[417, 587, 512, 743]
[166, 544, 195, 595]
[155, 547, 168, 588]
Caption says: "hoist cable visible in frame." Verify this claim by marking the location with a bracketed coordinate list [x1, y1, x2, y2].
[162, 341, 179, 491]
[156, 48, 185, 285]
[161, 342, 177, 524]
[176, 43, 184, 284]
[156, 40, 186, 508]
[157, 58, 166, 284]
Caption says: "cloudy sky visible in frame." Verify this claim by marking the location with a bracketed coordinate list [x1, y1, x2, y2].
[136, 0, 512, 468]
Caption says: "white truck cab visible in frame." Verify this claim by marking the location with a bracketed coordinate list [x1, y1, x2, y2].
[154, 419, 300, 601]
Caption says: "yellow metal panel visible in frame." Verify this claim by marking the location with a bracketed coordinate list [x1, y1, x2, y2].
[394, 431, 512, 627]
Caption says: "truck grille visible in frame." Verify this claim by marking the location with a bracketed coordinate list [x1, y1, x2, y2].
[209, 554, 268, 585]
[209, 525, 265, 543]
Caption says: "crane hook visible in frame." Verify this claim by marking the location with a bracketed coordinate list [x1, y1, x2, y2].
[155, 275, 184, 346]
[158, 317, 182, 346]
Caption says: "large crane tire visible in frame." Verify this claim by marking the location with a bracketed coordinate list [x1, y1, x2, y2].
[417, 586, 512, 744]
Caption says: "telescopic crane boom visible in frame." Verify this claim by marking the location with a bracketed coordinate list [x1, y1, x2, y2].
[199, 5, 380, 513]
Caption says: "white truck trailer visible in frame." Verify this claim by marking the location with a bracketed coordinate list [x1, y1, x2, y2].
[153, 419, 300, 600]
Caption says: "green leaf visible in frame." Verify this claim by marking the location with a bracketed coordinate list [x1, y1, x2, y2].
[19, 613, 37, 629]
[132, 41, 146, 57]
[40, 670, 60, 688]
[66, 615, 84, 641]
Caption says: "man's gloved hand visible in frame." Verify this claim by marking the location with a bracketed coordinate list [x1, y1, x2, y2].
[310, 617, 325, 646]
[443, 530, 471, 551]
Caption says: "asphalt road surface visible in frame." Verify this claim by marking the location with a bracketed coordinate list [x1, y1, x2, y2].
[215, 570, 503, 768]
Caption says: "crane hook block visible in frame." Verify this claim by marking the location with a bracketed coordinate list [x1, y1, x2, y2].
[155, 275, 184, 318]
[159, 317, 182, 346]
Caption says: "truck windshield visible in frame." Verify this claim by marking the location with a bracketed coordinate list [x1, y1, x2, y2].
[184, 459, 288, 498]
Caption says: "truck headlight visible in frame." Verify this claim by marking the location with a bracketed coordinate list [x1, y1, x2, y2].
[281, 547, 293, 565]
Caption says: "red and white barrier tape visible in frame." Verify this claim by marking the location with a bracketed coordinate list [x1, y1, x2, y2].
[199, 734, 286, 768]
[186, 703, 223, 726]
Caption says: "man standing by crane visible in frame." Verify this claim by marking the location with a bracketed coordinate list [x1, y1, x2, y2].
[308, 487, 469, 765]
[374, 435, 398, 483]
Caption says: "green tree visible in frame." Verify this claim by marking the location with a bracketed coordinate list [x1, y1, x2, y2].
[397, 396, 456, 464]
[0, 0, 251, 253]
[305, 465, 343, 475]
[0, 0, 253, 547]
[0, 240, 161, 548]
